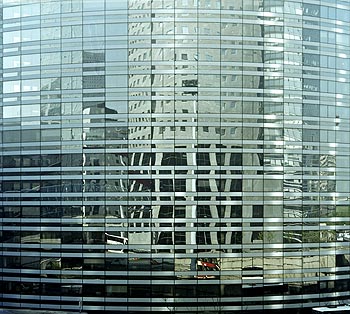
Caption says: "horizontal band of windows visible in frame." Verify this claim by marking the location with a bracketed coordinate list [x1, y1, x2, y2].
[2, 269, 346, 278]
[1, 242, 346, 252]
[0, 169, 341, 176]
[0, 297, 297, 310]
[2, 273, 348, 284]
[0, 151, 343, 158]
[0, 189, 342, 195]
[0, 174, 286, 180]
[2, 224, 348, 232]
[0, 190, 344, 196]
[2, 262, 349, 274]
[0, 200, 340, 206]
[2, 274, 348, 286]
[3, 266, 348, 275]
[2, 217, 349, 224]
[1, 251, 342, 260]
[0, 112, 335, 121]
[1, 293, 349, 304]
[0, 199, 321, 205]
[0, 140, 338, 147]
[0, 148, 342, 155]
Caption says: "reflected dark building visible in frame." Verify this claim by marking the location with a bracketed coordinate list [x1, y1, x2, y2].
[1, 0, 350, 313]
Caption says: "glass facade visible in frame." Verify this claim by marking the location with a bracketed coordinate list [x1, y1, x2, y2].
[1, 0, 350, 312]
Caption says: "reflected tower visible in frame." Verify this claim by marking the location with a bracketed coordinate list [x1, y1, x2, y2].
[1, 0, 350, 313]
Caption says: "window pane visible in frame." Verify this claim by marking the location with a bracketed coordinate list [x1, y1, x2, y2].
[3, 56, 20, 68]
[3, 106, 20, 118]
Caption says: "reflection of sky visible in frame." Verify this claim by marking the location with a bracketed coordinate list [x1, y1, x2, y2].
[106, 102, 128, 114]
[3, 104, 41, 119]
[337, 181, 349, 193]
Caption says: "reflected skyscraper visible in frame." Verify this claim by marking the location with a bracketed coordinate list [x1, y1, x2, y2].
[1, 0, 350, 313]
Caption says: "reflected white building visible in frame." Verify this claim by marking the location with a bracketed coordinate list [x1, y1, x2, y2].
[1, 0, 350, 313]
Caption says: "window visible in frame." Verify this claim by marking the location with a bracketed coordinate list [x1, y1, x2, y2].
[197, 152, 210, 166]
[83, 75, 105, 89]
[3, 106, 20, 118]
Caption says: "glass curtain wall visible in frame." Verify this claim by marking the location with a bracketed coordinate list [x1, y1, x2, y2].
[1, 0, 350, 313]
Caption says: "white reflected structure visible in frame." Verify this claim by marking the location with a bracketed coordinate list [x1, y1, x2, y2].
[1, 0, 350, 313]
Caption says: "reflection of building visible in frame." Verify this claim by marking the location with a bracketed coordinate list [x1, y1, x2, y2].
[1, 0, 350, 313]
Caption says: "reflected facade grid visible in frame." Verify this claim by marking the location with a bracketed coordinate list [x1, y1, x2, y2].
[1, 0, 350, 313]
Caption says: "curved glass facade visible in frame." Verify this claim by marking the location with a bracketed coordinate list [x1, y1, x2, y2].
[1, 0, 350, 313]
